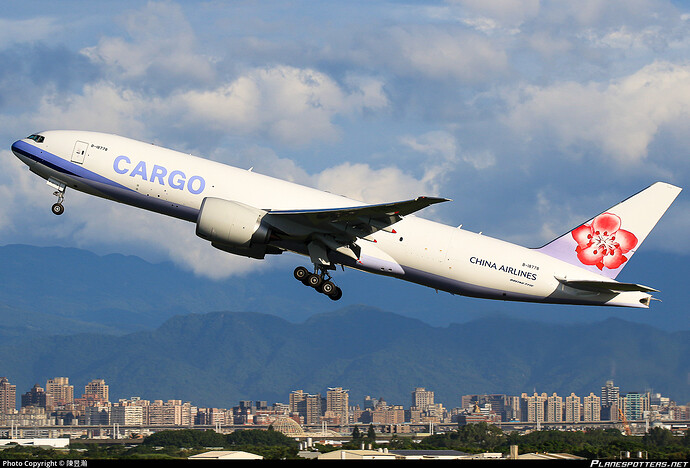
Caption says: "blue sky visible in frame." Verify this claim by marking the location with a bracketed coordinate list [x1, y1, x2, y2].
[0, 1, 688, 317]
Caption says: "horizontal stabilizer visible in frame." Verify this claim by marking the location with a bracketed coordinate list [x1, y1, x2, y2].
[555, 277, 658, 293]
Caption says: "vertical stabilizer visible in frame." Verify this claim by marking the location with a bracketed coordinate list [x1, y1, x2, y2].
[537, 182, 682, 279]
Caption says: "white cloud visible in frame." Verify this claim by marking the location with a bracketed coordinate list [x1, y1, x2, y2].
[170, 66, 387, 146]
[400, 130, 458, 162]
[27, 65, 388, 148]
[385, 26, 509, 82]
[447, 0, 541, 28]
[503, 61, 690, 163]
[32, 83, 148, 137]
[400, 130, 494, 171]
[68, 200, 261, 279]
[0, 17, 61, 48]
[314, 162, 437, 204]
[81, 1, 215, 84]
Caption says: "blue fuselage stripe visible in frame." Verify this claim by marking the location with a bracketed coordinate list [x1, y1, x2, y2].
[12, 140, 131, 191]
[11, 140, 200, 222]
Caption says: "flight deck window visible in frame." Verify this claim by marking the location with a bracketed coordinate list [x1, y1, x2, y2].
[27, 134, 45, 143]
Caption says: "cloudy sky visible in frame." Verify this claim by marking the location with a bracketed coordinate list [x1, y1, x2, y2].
[1, 0, 688, 286]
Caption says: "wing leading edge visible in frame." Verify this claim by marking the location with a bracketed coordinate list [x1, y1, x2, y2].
[267, 196, 449, 237]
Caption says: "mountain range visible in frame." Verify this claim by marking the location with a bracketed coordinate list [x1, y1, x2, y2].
[1, 307, 688, 409]
[0, 243, 688, 337]
[0, 244, 688, 409]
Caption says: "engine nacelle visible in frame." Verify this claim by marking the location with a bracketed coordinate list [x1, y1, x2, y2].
[196, 198, 272, 258]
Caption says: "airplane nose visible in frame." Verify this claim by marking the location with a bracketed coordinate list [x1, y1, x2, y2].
[11, 140, 22, 157]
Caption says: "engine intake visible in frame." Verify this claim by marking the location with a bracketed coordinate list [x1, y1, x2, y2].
[196, 198, 272, 258]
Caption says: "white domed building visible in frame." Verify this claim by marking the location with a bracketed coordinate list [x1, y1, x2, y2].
[271, 416, 306, 437]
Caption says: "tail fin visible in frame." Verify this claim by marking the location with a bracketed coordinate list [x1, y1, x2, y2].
[537, 182, 682, 279]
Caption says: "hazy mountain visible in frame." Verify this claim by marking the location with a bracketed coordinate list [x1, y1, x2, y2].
[0, 244, 688, 337]
[1, 307, 688, 409]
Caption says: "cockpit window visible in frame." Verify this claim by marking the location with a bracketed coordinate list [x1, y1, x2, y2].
[27, 134, 45, 143]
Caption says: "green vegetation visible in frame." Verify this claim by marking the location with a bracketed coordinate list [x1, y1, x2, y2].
[141, 428, 299, 459]
[1, 425, 688, 460]
[0, 429, 299, 461]
[413, 423, 690, 459]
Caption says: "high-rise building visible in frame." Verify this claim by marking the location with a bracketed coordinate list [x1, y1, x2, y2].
[583, 393, 601, 422]
[289, 390, 306, 415]
[620, 392, 648, 421]
[546, 393, 563, 422]
[601, 380, 620, 421]
[148, 400, 194, 426]
[505, 396, 522, 421]
[369, 405, 405, 424]
[601, 380, 619, 407]
[564, 393, 581, 423]
[21, 384, 53, 409]
[304, 394, 322, 425]
[0, 377, 16, 415]
[461, 395, 511, 421]
[46, 377, 74, 409]
[411, 387, 434, 412]
[326, 387, 349, 425]
[85, 379, 109, 403]
[111, 405, 144, 426]
[289, 390, 322, 425]
[521, 392, 547, 423]
[83, 404, 110, 425]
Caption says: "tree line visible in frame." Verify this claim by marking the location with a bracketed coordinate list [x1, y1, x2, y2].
[1, 424, 688, 460]
[400, 423, 690, 459]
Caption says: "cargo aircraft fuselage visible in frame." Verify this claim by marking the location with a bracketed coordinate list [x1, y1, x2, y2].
[11, 131, 682, 306]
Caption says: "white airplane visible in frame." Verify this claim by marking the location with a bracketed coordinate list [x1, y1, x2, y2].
[11, 131, 682, 307]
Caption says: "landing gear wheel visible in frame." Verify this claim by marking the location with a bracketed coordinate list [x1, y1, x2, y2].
[293, 266, 309, 282]
[320, 281, 336, 295]
[293, 265, 343, 299]
[307, 274, 322, 289]
[328, 286, 343, 301]
[51, 203, 64, 215]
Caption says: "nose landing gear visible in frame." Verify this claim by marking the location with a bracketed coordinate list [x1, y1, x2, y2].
[51, 199, 65, 215]
[294, 265, 343, 301]
[49, 180, 66, 216]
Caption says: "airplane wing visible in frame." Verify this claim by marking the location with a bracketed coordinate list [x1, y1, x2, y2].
[264, 196, 450, 263]
[555, 277, 658, 293]
[266, 196, 449, 237]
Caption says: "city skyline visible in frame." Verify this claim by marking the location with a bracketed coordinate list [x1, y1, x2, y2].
[2, 375, 685, 413]
[0, 375, 686, 431]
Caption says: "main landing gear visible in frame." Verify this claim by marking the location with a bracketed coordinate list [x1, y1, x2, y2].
[294, 266, 343, 301]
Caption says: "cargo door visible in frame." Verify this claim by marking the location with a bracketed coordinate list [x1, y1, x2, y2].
[71, 141, 89, 164]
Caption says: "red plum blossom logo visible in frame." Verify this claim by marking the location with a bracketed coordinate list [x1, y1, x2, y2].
[571, 213, 638, 271]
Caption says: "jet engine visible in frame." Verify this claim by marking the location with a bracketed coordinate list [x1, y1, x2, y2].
[196, 197, 275, 259]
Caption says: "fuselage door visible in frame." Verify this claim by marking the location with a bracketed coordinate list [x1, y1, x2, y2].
[71, 141, 89, 164]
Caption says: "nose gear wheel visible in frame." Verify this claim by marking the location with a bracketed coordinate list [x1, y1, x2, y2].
[51, 188, 66, 216]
